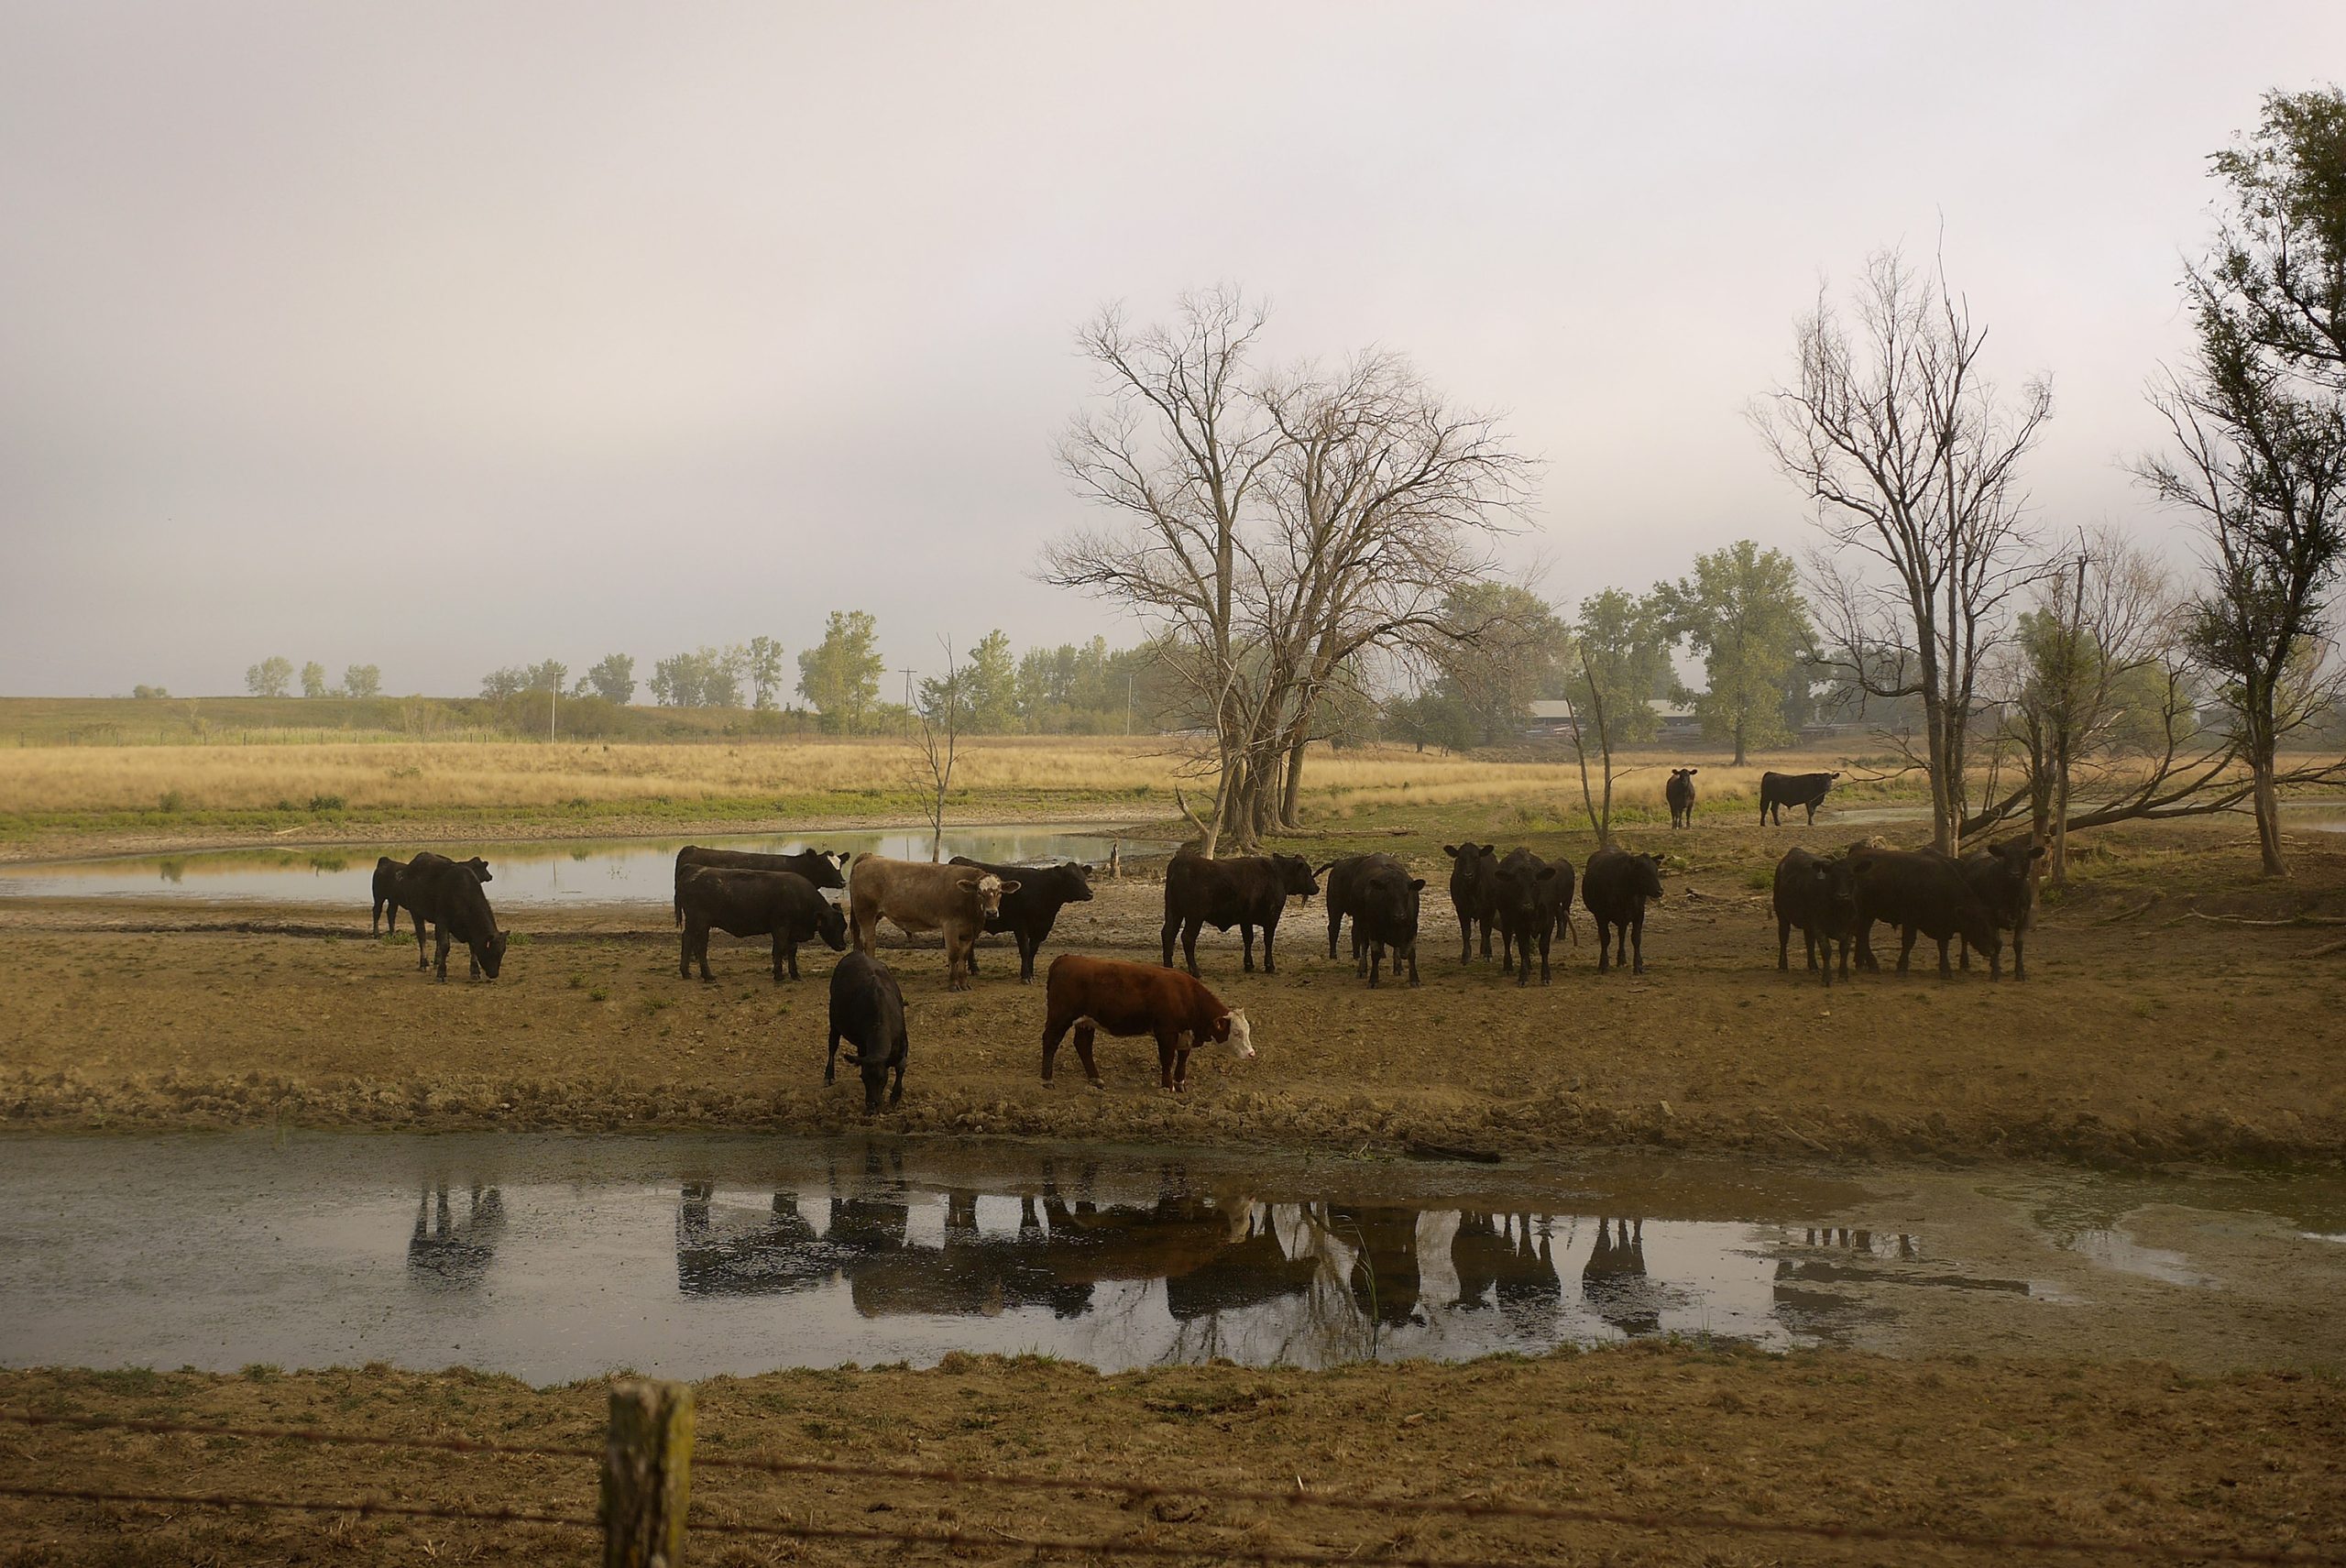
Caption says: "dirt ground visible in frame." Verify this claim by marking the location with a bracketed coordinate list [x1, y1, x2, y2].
[2, 815, 2341, 1166]
[4, 1346, 2340, 1567]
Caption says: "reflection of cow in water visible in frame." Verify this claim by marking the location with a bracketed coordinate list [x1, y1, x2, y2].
[675, 1147, 912, 1298]
[407, 1183, 505, 1290]
[1451, 1212, 1561, 1332]
[847, 1182, 1253, 1321]
[1581, 1217, 1663, 1338]
[1325, 1205, 1423, 1328]
[1166, 1209, 1318, 1321]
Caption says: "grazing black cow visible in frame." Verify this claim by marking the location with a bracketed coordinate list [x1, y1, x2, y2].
[1321, 853, 1422, 987]
[947, 856, 1094, 982]
[1772, 847, 1858, 987]
[1665, 769, 1699, 829]
[1759, 771, 1842, 826]
[1491, 848, 1565, 986]
[1847, 847, 2002, 979]
[673, 845, 848, 924]
[1583, 849, 1665, 975]
[397, 853, 508, 982]
[676, 866, 849, 982]
[826, 950, 908, 1114]
[1955, 839, 2045, 981]
[1442, 843, 1501, 962]
[371, 854, 488, 936]
[1160, 850, 1320, 976]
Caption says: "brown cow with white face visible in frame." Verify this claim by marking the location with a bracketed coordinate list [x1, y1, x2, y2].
[847, 854, 1019, 992]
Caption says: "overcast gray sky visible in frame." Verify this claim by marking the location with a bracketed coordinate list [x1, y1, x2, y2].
[2, 2, 2338, 698]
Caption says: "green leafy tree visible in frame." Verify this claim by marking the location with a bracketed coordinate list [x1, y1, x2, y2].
[585, 653, 636, 705]
[526, 659, 568, 695]
[797, 611, 883, 733]
[132, 684, 169, 699]
[1426, 584, 1570, 746]
[746, 636, 785, 710]
[1650, 541, 1814, 763]
[961, 630, 1018, 732]
[300, 661, 331, 697]
[245, 656, 293, 697]
[342, 664, 381, 698]
[480, 666, 526, 700]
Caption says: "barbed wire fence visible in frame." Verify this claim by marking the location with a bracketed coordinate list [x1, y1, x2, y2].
[2, 1387, 2340, 1566]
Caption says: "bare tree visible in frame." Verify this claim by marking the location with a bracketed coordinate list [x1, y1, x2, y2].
[2138, 340, 2346, 875]
[1045, 288, 1279, 856]
[911, 638, 966, 861]
[1045, 295, 1532, 851]
[1754, 247, 2053, 852]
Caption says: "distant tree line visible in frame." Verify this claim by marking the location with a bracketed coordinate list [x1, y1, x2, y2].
[240, 657, 381, 699]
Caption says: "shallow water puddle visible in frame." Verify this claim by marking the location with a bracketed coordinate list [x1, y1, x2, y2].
[0, 826, 1147, 907]
[0, 1134, 2338, 1381]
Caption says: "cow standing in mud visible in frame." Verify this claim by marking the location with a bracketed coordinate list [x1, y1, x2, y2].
[848, 855, 1017, 992]
[1848, 846, 2003, 980]
[1773, 846, 1858, 987]
[1042, 954, 1253, 1092]
[397, 852, 509, 982]
[1665, 769, 1698, 829]
[1159, 850, 1319, 977]
[676, 866, 849, 982]
[1320, 853, 1424, 988]
[1583, 849, 1665, 975]
[373, 854, 488, 936]
[1442, 843, 1500, 963]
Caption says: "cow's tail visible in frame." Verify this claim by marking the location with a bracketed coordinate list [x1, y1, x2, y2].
[1560, 908, 1581, 947]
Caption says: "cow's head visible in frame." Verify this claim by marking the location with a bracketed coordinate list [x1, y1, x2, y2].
[815, 898, 850, 951]
[1827, 772, 1844, 782]
[1670, 768, 1698, 781]
[1810, 854, 1858, 925]
[465, 857, 493, 883]
[1629, 851, 1666, 900]
[1211, 1008, 1255, 1061]
[1055, 861, 1095, 903]
[477, 930, 509, 980]
[957, 872, 1018, 917]
[1273, 854, 1320, 902]
[1492, 858, 1557, 925]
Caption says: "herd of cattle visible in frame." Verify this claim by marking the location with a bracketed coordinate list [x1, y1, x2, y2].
[360, 764, 2042, 1112]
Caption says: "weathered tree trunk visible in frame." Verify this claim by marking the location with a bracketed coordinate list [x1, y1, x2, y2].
[2252, 750, 2286, 877]
[1279, 738, 1307, 829]
[1731, 718, 1748, 768]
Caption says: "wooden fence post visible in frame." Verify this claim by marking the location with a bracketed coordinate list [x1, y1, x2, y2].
[603, 1378, 694, 1568]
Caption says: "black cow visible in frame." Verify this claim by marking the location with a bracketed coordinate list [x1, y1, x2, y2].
[1848, 847, 2002, 979]
[1160, 850, 1320, 976]
[1773, 847, 1858, 987]
[676, 866, 849, 982]
[825, 950, 908, 1114]
[371, 854, 488, 936]
[1321, 853, 1422, 988]
[1956, 839, 2045, 981]
[947, 856, 1094, 982]
[397, 853, 509, 982]
[1665, 769, 1699, 829]
[1442, 843, 1501, 962]
[1491, 848, 1566, 986]
[673, 845, 848, 924]
[1760, 771, 1841, 825]
[1583, 849, 1665, 975]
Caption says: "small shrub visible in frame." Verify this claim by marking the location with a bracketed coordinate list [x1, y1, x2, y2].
[589, 987, 609, 1003]
[157, 789, 186, 813]
[307, 793, 346, 813]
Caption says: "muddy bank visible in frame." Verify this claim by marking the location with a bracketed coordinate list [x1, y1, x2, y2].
[3, 854, 2342, 1165]
[4, 1349, 2340, 1567]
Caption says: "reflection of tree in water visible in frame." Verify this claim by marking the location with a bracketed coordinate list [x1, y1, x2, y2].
[1323, 1204, 1424, 1337]
[407, 1183, 505, 1291]
[1159, 1204, 1325, 1365]
[1452, 1212, 1562, 1339]
[1581, 1217, 1670, 1339]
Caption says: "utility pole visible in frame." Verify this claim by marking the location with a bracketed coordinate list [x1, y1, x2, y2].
[1126, 673, 1134, 737]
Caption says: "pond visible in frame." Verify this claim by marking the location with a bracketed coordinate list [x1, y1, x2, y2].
[0, 826, 1148, 908]
[2, 1134, 2338, 1381]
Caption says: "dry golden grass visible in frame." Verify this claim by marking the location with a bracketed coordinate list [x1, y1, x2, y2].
[0, 737, 1870, 817]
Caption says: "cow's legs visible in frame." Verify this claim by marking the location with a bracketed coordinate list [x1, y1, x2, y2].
[1329, 906, 1343, 961]
[1072, 1023, 1100, 1085]
[1629, 911, 1646, 975]
[1262, 916, 1279, 974]
[1405, 940, 1420, 987]
[1595, 918, 1611, 973]
[2010, 931, 2023, 981]
[1896, 926, 1918, 974]
[826, 1025, 843, 1085]
[1479, 916, 1494, 960]
[1017, 931, 1038, 983]
[1156, 1028, 1179, 1091]
[1537, 927, 1551, 985]
[1778, 915, 1793, 971]
[697, 921, 716, 981]
[1935, 936, 1953, 980]
[887, 1034, 905, 1105]
[433, 927, 452, 983]
[1239, 924, 1256, 972]
[1456, 909, 1473, 963]
[414, 919, 431, 971]
[1180, 919, 1202, 977]
[1804, 801, 1819, 825]
[1161, 918, 1179, 970]
[946, 931, 970, 992]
